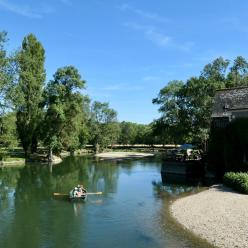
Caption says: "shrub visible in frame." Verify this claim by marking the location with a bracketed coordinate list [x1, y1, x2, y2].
[223, 172, 248, 194]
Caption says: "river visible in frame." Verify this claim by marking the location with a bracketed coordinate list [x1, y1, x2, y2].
[0, 156, 213, 248]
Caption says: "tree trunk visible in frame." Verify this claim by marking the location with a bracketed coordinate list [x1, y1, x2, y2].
[95, 143, 100, 154]
[31, 136, 38, 154]
[48, 148, 53, 162]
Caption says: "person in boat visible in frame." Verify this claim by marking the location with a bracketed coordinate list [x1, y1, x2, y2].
[72, 185, 87, 198]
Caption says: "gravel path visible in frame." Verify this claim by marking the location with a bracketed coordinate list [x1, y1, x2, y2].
[170, 185, 248, 248]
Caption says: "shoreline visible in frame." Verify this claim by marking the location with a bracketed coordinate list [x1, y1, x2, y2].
[170, 185, 248, 248]
[95, 151, 154, 160]
[1, 151, 155, 167]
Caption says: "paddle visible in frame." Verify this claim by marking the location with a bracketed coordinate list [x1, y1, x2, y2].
[53, 192, 102, 196]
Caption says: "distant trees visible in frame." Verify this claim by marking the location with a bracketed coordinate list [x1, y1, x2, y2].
[153, 56, 248, 147]
[89, 101, 119, 153]
[118, 121, 153, 145]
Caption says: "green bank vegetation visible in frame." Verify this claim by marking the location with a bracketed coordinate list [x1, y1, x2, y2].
[223, 172, 248, 194]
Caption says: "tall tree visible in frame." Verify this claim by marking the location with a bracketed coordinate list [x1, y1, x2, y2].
[0, 31, 20, 152]
[227, 56, 248, 87]
[0, 31, 8, 112]
[43, 66, 85, 160]
[152, 80, 189, 143]
[15, 34, 46, 156]
[89, 101, 119, 153]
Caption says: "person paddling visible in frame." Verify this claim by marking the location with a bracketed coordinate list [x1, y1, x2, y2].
[71, 185, 87, 198]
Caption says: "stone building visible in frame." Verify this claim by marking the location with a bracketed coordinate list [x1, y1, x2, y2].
[210, 86, 248, 174]
[211, 86, 248, 128]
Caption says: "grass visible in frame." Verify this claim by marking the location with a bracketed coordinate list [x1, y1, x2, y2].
[223, 172, 248, 194]
[3, 157, 25, 162]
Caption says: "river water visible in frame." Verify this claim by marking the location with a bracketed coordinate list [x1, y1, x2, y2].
[0, 156, 213, 248]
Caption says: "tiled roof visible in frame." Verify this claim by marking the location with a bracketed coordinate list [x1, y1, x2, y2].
[212, 86, 248, 117]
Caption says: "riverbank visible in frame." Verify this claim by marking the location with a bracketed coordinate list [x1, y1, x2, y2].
[0, 154, 62, 167]
[0, 158, 25, 167]
[170, 185, 248, 248]
[95, 151, 154, 160]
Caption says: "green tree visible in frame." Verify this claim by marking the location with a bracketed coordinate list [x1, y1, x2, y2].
[152, 57, 232, 146]
[89, 101, 119, 153]
[227, 56, 248, 87]
[0, 112, 18, 149]
[43, 66, 86, 160]
[0, 31, 20, 156]
[15, 34, 46, 156]
[152, 80, 189, 144]
[0, 31, 8, 112]
[78, 96, 91, 148]
[118, 121, 137, 144]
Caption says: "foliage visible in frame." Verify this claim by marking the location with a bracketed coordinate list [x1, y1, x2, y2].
[0, 112, 18, 149]
[118, 121, 153, 145]
[223, 172, 248, 194]
[118, 121, 137, 144]
[152, 80, 194, 144]
[0, 31, 8, 112]
[78, 96, 91, 148]
[89, 101, 119, 152]
[153, 56, 248, 147]
[43, 66, 86, 156]
[15, 34, 46, 156]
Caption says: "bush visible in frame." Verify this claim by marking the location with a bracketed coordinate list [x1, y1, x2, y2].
[223, 172, 248, 194]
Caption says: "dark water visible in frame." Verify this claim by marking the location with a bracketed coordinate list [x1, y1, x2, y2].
[0, 156, 213, 248]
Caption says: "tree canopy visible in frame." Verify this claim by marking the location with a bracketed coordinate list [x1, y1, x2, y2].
[43, 66, 86, 158]
[153, 56, 248, 147]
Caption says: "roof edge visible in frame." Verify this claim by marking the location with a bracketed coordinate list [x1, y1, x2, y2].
[216, 86, 248, 92]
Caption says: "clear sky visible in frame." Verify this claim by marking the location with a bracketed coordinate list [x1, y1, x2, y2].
[1, 0, 248, 123]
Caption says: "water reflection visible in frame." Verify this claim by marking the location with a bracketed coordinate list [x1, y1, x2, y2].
[0, 156, 213, 248]
[153, 173, 204, 197]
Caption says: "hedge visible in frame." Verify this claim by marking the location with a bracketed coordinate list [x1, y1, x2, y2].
[223, 172, 248, 194]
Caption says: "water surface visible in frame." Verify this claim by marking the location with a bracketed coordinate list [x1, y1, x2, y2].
[0, 156, 213, 248]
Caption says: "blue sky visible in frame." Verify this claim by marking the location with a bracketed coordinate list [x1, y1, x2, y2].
[1, 0, 248, 123]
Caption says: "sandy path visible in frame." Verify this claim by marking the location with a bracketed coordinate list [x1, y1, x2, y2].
[95, 151, 154, 160]
[170, 185, 248, 248]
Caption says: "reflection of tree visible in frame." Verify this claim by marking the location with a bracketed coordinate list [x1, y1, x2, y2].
[0, 167, 21, 243]
[0, 156, 120, 247]
[89, 160, 119, 193]
[153, 172, 203, 197]
[0, 167, 20, 201]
